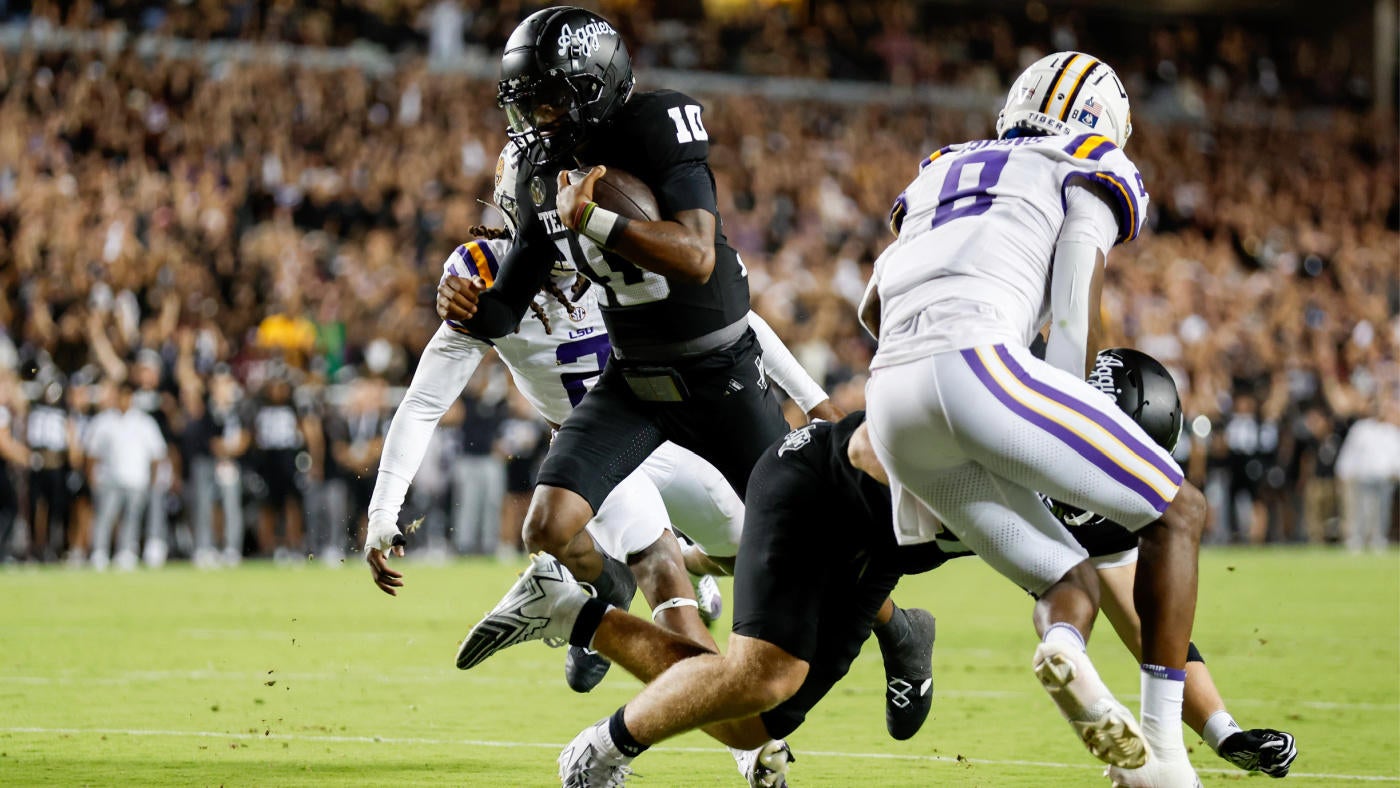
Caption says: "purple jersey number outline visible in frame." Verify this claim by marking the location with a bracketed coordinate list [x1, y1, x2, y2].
[928, 149, 1012, 230]
[556, 334, 611, 407]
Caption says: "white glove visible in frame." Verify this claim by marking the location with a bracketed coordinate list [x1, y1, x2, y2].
[364, 516, 406, 556]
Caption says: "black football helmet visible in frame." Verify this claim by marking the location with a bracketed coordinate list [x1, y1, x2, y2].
[497, 7, 635, 166]
[1086, 347, 1183, 452]
[1052, 347, 1184, 527]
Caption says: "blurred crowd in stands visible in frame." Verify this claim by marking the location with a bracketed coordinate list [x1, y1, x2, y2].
[0, 1, 1396, 568]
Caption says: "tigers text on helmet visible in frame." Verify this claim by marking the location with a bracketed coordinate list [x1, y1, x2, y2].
[497, 6, 635, 166]
[996, 52, 1132, 148]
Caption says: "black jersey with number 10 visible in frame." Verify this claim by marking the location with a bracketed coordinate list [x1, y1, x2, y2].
[509, 89, 751, 354]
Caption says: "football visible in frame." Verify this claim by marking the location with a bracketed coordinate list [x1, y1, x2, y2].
[573, 166, 660, 222]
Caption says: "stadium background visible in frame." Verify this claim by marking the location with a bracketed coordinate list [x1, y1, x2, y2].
[0, 2, 1397, 787]
[1, 0, 1394, 566]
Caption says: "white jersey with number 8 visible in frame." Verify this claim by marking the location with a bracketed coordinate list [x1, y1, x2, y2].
[870, 133, 1148, 370]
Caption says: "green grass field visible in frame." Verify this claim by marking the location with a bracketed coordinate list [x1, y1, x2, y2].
[3, 548, 1397, 786]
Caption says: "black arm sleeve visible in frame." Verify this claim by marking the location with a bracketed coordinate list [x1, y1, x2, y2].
[453, 232, 552, 338]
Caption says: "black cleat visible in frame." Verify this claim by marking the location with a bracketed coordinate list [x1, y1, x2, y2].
[1218, 728, 1298, 778]
[564, 645, 612, 693]
[563, 558, 637, 693]
[880, 608, 937, 740]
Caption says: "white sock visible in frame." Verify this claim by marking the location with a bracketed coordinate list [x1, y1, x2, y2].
[1140, 667, 1187, 752]
[1042, 622, 1087, 652]
[1201, 710, 1243, 752]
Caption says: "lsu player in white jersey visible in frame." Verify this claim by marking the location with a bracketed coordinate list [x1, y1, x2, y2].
[862, 53, 1209, 787]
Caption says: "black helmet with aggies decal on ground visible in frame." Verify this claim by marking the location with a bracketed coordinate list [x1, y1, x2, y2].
[497, 6, 635, 166]
[1087, 347, 1183, 453]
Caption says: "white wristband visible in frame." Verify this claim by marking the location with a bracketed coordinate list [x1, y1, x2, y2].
[578, 201, 624, 248]
[650, 597, 700, 622]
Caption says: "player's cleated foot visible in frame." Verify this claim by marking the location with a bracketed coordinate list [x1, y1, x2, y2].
[696, 574, 723, 627]
[1033, 641, 1149, 769]
[562, 557, 637, 691]
[1217, 729, 1297, 777]
[729, 739, 794, 788]
[559, 718, 634, 787]
[1108, 751, 1204, 788]
[565, 646, 612, 693]
[879, 608, 937, 740]
[456, 552, 588, 670]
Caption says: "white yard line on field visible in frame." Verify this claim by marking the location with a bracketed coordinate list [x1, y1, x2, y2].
[1, 726, 1396, 783]
[4, 671, 1395, 712]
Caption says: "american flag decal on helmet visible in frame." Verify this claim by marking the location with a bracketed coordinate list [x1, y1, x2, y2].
[1074, 96, 1103, 128]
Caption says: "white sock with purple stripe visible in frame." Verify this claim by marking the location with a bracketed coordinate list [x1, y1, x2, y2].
[1043, 622, 1087, 652]
[1141, 664, 1187, 753]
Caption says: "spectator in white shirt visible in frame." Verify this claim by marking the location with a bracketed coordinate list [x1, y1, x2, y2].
[1334, 398, 1400, 553]
[86, 381, 168, 570]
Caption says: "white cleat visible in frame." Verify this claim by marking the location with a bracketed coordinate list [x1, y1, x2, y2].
[730, 739, 794, 787]
[1034, 641, 1150, 769]
[558, 718, 634, 787]
[1108, 751, 1204, 788]
[456, 552, 589, 670]
[696, 574, 724, 625]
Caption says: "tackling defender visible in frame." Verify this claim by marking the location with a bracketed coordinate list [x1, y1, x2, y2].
[861, 52, 1208, 786]
[457, 349, 1294, 785]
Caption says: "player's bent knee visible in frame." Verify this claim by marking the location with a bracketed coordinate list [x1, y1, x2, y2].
[522, 486, 593, 554]
[1061, 559, 1101, 608]
[729, 637, 809, 712]
[746, 662, 808, 712]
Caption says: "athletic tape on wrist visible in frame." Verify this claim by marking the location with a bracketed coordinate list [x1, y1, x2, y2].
[650, 597, 700, 622]
[578, 201, 625, 248]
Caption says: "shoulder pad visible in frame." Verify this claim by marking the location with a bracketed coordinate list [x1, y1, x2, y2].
[1063, 135, 1149, 243]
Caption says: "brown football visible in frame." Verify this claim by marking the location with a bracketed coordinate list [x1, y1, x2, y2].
[572, 166, 660, 222]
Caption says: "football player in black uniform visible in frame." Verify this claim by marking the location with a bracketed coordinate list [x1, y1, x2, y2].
[438, 4, 933, 723]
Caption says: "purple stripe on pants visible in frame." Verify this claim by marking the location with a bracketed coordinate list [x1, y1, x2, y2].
[960, 347, 1173, 514]
[992, 346, 1183, 487]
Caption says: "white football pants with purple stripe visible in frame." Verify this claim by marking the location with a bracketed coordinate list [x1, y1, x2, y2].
[866, 343, 1183, 596]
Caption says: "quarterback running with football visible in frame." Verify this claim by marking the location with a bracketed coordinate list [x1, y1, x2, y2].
[860, 52, 1210, 786]
[437, 5, 937, 759]
[437, 5, 800, 620]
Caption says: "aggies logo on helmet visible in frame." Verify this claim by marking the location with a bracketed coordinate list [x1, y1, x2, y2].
[556, 20, 615, 59]
[1087, 351, 1124, 401]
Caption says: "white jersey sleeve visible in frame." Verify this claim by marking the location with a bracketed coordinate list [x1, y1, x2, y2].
[1061, 135, 1148, 244]
[369, 247, 502, 531]
[748, 310, 829, 414]
[1044, 183, 1120, 376]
